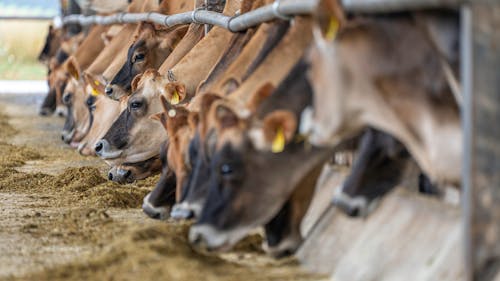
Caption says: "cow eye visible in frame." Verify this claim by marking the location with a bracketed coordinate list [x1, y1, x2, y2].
[86, 96, 96, 107]
[130, 100, 143, 110]
[63, 93, 72, 105]
[134, 53, 145, 62]
[220, 164, 233, 175]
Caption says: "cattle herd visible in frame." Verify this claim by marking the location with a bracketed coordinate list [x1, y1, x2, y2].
[37, 0, 461, 258]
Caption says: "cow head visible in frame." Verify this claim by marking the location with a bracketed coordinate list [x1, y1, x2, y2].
[77, 73, 124, 156]
[169, 94, 223, 220]
[96, 69, 167, 164]
[60, 57, 92, 147]
[41, 61, 69, 116]
[332, 128, 412, 217]
[142, 140, 177, 220]
[105, 23, 188, 100]
[143, 95, 199, 219]
[38, 25, 63, 64]
[305, 1, 462, 186]
[188, 103, 328, 256]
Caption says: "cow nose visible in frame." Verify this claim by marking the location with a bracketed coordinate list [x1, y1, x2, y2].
[61, 129, 74, 144]
[95, 140, 104, 153]
[142, 193, 170, 220]
[170, 204, 195, 220]
[104, 85, 113, 96]
[109, 168, 134, 184]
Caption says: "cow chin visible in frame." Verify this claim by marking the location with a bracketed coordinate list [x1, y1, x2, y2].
[262, 235, 302, 258]
[55, 105, 68, 117]
[99, 150, 123, 160]
[188, 224, 252, 253]
[331, 187, 381, 218]
[170, 201, 202, 220]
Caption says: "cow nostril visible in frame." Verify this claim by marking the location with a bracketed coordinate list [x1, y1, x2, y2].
[190, 233, 203, 246]
[104, 86, 113, 96]
[124, 169, 132, 179]
[95, 141, 103, 152]
[108, 172, 113, 181]
[61, 135, 65, 141]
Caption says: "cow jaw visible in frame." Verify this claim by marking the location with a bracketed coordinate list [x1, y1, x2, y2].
[189, 224, 253, 252]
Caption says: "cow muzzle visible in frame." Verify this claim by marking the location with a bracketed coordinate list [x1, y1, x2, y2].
[61, 129, 75, 144]
[104, 84, 127, 101]
[331, 187, 380, 218]
[170, 202, 199, 220]
[142, 193, 171, 220]
[55, 105, 68, 118]
[108, 166, 134, 184]
[95, 139, 122, 159]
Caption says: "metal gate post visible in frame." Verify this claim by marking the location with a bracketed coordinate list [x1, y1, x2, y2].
[462, 1, 500, 280]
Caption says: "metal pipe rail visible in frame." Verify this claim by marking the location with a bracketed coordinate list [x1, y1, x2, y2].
[62, 0, 317, 32]
[62, 0, 465, 32]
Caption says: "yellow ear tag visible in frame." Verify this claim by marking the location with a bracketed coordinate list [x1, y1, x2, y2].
[272, 126, 285, 153]
[91, 87, 100, 96]
[94, 80, 100, 86]
[325, 16, 339, 41]
[171, 90, 180, 105]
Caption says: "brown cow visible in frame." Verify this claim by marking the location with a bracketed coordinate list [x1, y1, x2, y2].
[170, 16, 312, 220]
[303, 1, 461, 188]
[188, 59, 330, 256]
[95, 0, 244, 166]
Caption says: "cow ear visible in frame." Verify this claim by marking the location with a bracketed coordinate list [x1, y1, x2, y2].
[262, 110, 297, 153]
[149, 112, 162, 121]
[200, 93, 221, 119]
[66, 56, 80, 81]
[215, 104, 240, 130]
[131, 73, 143, 92]
[164, 82, 186, 105]
[188, 112, 199, 131]
[315, 0, 345, 41]
[84, 72, 105, 96]
[246, 82, 274, 113]
[149, 112, 169, 131]
[159, 94, 174, 113]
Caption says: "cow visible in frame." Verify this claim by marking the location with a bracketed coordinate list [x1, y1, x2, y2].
[302, 0, 461, 208]
[38, 25, 64, 64]
[60, 58, 93, 147]
[95, 0, 245, 170]
[187, 58, 331, 257]
[169, 16, 312, 221]
[42, 25, 109, 117]
[103, 0, 195, 100]
[331, 127, 439, 217]
[142, 97, 199, 218]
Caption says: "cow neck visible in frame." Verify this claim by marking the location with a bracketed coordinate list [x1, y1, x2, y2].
[228, 17, 312, 104]
[165, 0, 244, 99]
[158, 24, 205, 75]
[207, 20, 289, 94]
[86, 23, 138, 75]
[127, 0, 145, 12]
[73, 25, 109, 70]
[222, 0, 242, 14]
[197, 0, 270, 93]
[139, 0, 160, 12]
[159, 0, 194, 14]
